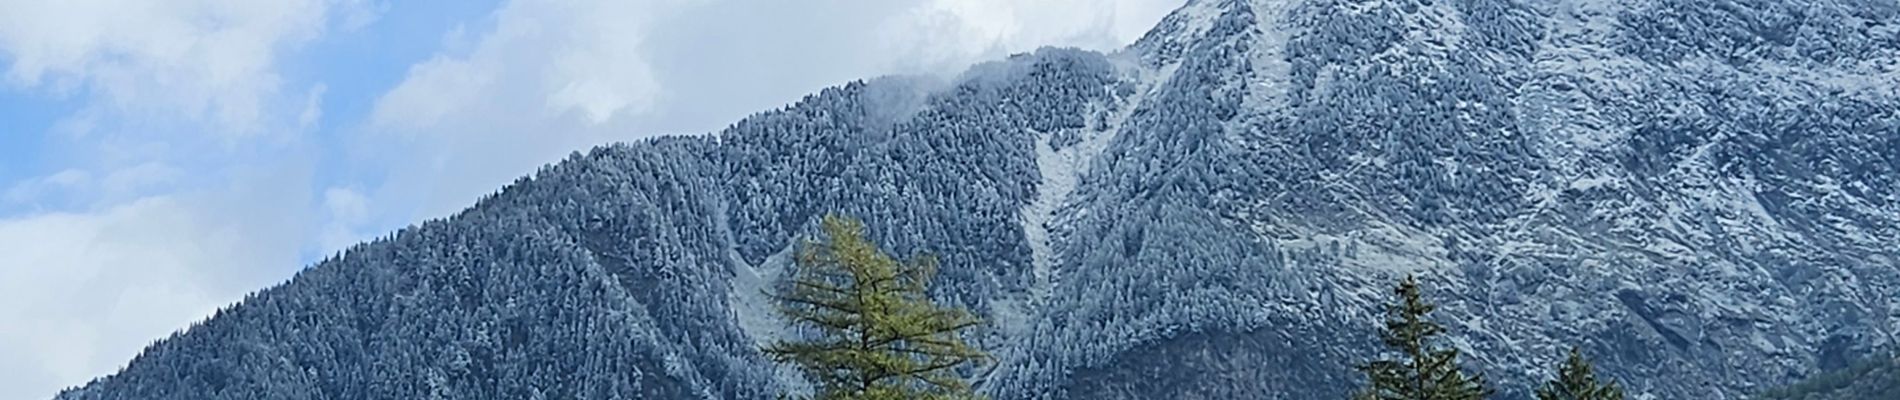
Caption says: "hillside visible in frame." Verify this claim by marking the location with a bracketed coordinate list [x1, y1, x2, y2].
[1759, 352, 1900, 400]
[59, 0, 1900, 399]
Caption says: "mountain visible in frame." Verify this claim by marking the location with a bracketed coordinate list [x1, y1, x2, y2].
[58, 0, 1900, 399]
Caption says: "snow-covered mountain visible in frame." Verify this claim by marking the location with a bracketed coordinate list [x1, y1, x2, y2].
[58, 0, 1900, 398]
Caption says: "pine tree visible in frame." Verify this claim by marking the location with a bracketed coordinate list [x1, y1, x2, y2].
[1354, 274, 1492, 400]
[1536, 347, 1624, 400]
[764, 214, 989, 400]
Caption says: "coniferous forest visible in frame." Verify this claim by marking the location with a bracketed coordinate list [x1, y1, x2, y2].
[52, 0, 1900, 399]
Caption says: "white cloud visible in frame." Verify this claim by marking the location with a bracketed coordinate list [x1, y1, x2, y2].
[6, 162, 186, 212]
[373, 0, 673, 133]
[0, 159, 320, 399]
[99, 162, 183, 197]
[325, 187, 370, 223]
[0, 0, 375, 137]
[320, 186, 371, 253]
[0, 199, 220, 398]
[884, 0, 1176, 72]
[43, 169, 90, 187]
[0, 173, 314, 399]
[368, 0, 1183, 219]
[4, 169, 91, 206]
[298, 84, 329, 131]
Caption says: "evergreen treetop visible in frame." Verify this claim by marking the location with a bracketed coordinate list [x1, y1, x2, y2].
[1354, 274, 1492, 400]
[1535, 347, 1624, 400]
[764, 214, 988, 400]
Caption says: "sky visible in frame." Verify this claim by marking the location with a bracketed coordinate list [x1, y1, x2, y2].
[0, 0, 1185, 398]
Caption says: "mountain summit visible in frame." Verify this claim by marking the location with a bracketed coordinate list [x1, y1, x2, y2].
[60, 0, 1899, 398]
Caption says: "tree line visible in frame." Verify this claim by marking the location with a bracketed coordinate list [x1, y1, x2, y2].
[762, 214, 1628, 399]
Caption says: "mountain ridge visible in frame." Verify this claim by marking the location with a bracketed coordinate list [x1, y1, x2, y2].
[60, 0, 1900, 398]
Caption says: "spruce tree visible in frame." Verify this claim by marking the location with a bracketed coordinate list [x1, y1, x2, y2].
[764, 214, 989, 400]
[1536, 347, 1624, 400]
[1354, 274, 1492, 400]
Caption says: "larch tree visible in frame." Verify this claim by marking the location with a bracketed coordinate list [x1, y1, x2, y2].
[1535, 347, 1624, 400]
[1354, 274, 1492, 400]
[763, 214, 989, 400]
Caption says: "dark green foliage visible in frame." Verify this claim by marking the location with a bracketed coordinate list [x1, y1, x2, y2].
[764, 215, 988, 400]
[1757, 351, 1900, 400]
[1354, 274, 1491, 400]
[1536, 347, 1624, 400]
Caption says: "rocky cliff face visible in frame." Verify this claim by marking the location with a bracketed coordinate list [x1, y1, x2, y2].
[60, 0, 1900, 399]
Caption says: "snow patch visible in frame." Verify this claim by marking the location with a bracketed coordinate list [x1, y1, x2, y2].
[729, 244, 794, 348]
[1008, 60, 1159, 341]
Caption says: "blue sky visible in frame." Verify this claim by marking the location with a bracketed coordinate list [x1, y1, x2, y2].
[0, 0, 1182, 397]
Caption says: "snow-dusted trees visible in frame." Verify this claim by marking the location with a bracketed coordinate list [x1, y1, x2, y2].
[1354, 275, 1491, 400]
[1535, 347, 1624, 400]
